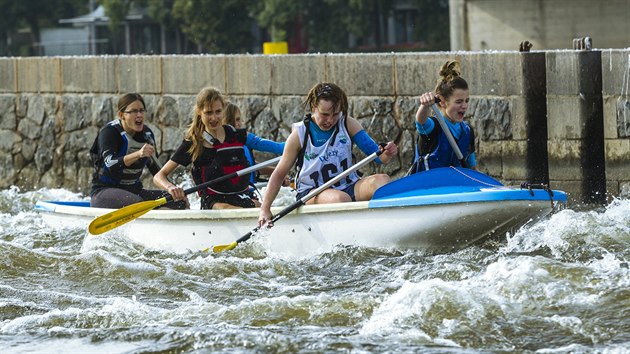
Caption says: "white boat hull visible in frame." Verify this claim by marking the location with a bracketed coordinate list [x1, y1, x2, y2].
[37, 198, 557, 257]
[36, 168, 567, 257]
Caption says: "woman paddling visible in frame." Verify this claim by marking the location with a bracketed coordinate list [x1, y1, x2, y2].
[89, 93, 184, 209]
[410, 60, 477, 173]
[258, 82, 398, 228]
[153, 87, 283, 209]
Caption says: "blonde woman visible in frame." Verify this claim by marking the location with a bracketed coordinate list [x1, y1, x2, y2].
[153, 87, 255, 209]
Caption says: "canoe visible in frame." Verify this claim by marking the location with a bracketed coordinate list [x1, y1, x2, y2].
[34, 167, 567, 257]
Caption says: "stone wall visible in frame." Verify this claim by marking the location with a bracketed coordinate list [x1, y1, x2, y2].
[0, 51, 628, 205]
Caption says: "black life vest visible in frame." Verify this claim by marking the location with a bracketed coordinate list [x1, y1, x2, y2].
[89, 120, 158, 194]
[192, 125, 250, 195]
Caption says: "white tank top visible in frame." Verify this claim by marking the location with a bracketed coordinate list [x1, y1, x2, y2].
[293, 116, 359, 195]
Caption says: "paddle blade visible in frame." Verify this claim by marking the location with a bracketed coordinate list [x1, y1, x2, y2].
[212, 242, 237, 253]
[89, 197, 167, 235]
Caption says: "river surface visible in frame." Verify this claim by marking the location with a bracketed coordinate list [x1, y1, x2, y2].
[0, 186, 629, 353]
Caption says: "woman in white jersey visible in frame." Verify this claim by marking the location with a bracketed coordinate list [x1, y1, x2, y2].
[258, 82, 398, 228]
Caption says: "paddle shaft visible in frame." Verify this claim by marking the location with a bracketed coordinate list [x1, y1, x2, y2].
[230, 150, 383, 246]
[430, 100, 468, 168]
[169, 156, 282, 203]
[89, 156, 282, 235]
[125, 132, 164, 170]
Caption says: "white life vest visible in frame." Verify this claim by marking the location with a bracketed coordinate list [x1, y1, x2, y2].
[294, 115, 359, 195]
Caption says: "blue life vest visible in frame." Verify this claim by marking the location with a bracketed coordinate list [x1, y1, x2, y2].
[411, 117, 474, 173]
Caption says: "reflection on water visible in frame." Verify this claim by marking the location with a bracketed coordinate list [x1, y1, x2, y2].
[0, 187, 629, 353]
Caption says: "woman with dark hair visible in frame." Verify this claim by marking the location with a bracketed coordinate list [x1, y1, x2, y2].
[89, 93, 184, 209]
[258, 82, 398, 228]
[411, 60, 477, 173]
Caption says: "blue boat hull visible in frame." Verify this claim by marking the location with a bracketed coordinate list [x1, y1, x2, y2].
[370, 167, 566, 208]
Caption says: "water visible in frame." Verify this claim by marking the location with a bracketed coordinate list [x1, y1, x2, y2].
[1, 186, 629, 353]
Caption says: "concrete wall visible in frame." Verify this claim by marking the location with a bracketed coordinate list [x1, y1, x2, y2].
[0, 51, 628, 205]
[546, 51, 607, 204]
[450, 0, 630, 51]
[601, 50, 630, 199]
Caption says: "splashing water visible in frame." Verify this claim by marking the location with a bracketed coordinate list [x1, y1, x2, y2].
[0, 187, 628, 353]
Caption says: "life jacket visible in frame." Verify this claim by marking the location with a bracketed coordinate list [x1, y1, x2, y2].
[294, 114, 359, 194]
[89, 120, 158, 194]
[410, 116, 474, 174]
[192, 125, 250, 196]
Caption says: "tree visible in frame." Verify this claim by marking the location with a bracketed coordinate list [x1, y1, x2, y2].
[345, 0, 395, 50]
[252, 0, 396, 53]
[249, 0, 301, 42]
[0, 1, 20, 54]
[102, 0, 178, 31]
[301, 0, 353, 52]
[172, 0, 254, 53]
[145, 0, 178, 29]
[412, 0, 449, 50]
[0, 0, 88, 55]
[101, 0, 134, 32]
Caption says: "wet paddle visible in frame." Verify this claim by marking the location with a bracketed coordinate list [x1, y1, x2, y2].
[88, 156, 282, 235]
[431, 98, 468, 168]
[212, 149, 384, 253]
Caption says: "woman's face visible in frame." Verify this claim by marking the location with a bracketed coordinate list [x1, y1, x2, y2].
[118, 100, 146, 134]
[232, 111, 242, 129]
[312, 99, 341, 131]
[200, 100, 224, 132]
[442, 88, 469, 123]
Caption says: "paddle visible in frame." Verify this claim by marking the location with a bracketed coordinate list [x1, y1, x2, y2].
[430, 98, 468, 168]
[125, 132, 164, 170]
[88, 156, 282, 235]
[212, 149, 384, 253]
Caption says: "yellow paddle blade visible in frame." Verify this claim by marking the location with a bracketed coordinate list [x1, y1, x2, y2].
[89, 197, 167, 235]
[212, 242, 238, 253]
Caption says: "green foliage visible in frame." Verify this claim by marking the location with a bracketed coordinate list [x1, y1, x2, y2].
[345, 0, 395, 46]
[145, 0, 177, 28]
[413, 0, 450, 50]
[0, 0, 88, 54]
[250, 0, 301, 42]
[299, 0, 344, 52]
[101, 0, 133, 33]
[0, 0, 450, 55]
[0, 0, 87, 34]
[172, 0, 253, 53]
[0, 1, 20, 35]
[251, 0, 396, 52]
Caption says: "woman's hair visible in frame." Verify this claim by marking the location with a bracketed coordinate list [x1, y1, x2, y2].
[117, 93, 146, 113]
[223, 101, 241, 127]
[185, 87, 225, 161]
[303, 82, 349, 119]
[434, 61, 469, 100]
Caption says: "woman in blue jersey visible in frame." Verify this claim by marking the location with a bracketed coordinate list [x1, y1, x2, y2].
[223, 102, 285, 183]
[411, 60, 477, 173]
[89, 93, 184, 209]
[258, 82, 398, 227]
[223, 101, 286, 206]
